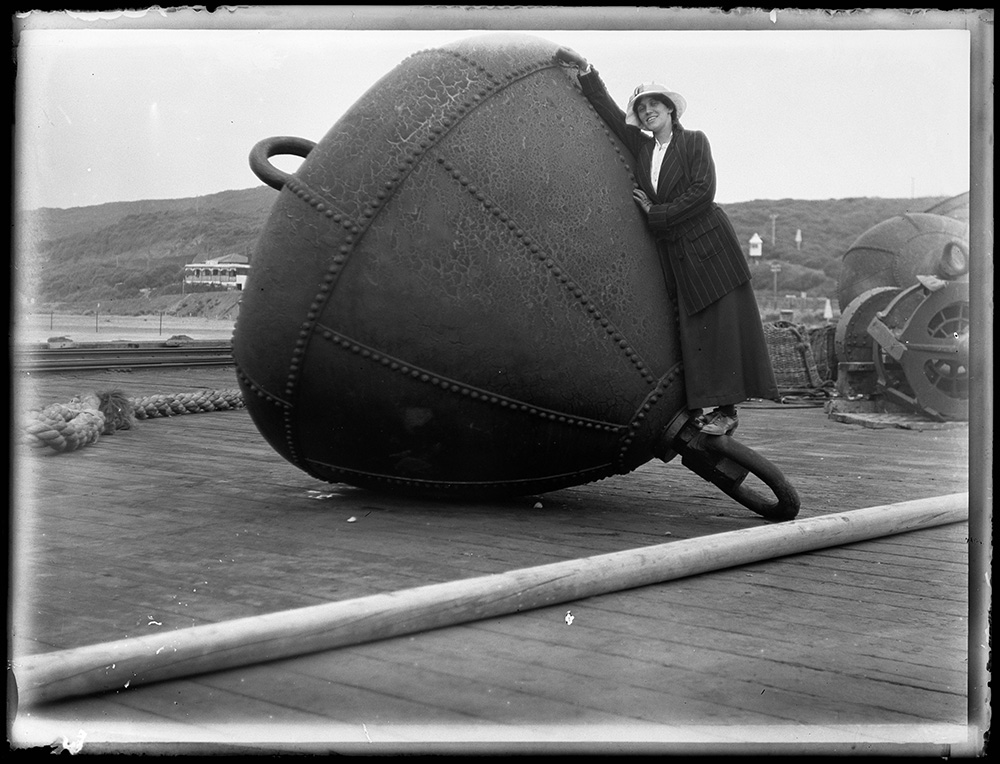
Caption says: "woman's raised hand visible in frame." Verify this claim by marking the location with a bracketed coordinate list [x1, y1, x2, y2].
[555, 47, 588, 70]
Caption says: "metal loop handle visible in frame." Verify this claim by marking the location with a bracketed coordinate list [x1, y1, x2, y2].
[658, 411, 800, 522]
[249, 136, 317, 191]
[702, 435, 800, 522]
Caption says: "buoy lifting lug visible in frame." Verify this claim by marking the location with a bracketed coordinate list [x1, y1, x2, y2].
[658, 411, 801, 522]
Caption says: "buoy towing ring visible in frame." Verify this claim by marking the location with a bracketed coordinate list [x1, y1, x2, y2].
[656, 411, 800, 523]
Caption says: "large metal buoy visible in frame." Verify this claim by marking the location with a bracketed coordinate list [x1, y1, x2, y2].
[233, 33, 798, 519]
[924, 191, 970, 223]
[837, 212, 969, 310]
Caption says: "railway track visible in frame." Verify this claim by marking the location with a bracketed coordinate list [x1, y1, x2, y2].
[14, 341, 235, 372]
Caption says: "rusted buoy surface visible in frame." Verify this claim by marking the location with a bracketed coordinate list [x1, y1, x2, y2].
[234, 33, 685, 497]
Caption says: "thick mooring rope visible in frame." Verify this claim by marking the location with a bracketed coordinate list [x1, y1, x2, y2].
[21, 389, 245, 453]
[132, 389, 245, 419]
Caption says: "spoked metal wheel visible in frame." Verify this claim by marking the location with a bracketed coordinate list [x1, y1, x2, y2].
[868, 279, 969, 420]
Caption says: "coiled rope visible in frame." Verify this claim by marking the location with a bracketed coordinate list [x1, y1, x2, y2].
[21, 389, 245, 453]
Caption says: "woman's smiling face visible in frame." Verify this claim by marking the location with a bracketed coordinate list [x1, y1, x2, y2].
[635, 96, 672, 134]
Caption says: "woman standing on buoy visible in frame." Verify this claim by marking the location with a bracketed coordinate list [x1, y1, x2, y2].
[556, 47, 778, 435]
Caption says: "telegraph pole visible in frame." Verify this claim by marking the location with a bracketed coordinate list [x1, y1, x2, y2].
[770, 261, 781, 310]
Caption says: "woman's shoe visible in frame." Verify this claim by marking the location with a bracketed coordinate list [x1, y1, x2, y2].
[697, 409, 739, 436]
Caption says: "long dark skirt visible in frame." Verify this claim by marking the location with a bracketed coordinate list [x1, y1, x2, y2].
[672, 280, 779, 410]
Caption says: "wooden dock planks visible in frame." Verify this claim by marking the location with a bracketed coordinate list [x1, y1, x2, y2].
[10, 365, 972, 746]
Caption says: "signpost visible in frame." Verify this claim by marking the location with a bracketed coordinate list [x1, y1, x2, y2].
[770, 261, 782, 310]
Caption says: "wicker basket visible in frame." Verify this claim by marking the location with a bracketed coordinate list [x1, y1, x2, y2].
[764, 321, 824, 391]
[808, 324, 839, 383]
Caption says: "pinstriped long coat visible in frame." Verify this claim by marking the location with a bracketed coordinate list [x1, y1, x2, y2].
[579, 68, 778, 408]
[580, 69, 750, 314]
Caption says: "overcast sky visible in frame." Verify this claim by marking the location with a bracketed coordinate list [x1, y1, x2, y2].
[13, 7, 977, 211]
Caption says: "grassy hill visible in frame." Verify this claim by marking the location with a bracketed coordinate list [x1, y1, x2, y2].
[15, 187, 275, 308]
[726, 195, 971, 297]
[15, 186, 965, 318]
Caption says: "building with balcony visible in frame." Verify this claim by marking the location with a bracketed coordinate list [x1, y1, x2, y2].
[183, 254, 250, 290]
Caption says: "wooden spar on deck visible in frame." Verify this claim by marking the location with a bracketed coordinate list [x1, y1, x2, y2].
[14, 493, 968, 706]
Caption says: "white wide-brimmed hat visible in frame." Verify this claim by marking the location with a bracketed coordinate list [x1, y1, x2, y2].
[625, 82, 687, 127]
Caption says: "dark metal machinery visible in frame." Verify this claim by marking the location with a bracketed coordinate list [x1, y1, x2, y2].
[835, 198, 970, 421]
[866, 277, 970, 420]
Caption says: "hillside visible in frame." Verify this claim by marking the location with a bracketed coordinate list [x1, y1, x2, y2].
[15, 186, 965, 314]
[14, 187, 276, 308]
[726, 195, 966, 295]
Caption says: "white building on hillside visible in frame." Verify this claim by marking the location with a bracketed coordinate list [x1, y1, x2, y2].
[184, 254, 250, 290]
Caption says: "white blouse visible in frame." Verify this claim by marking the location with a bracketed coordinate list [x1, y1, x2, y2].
[650, 136, 672, 194]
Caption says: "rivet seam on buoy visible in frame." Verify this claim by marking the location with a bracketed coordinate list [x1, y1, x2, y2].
[234, 364, 303, 465]
[234, 365, 292, 410]
[316, 322, 625, 433]
[440, 155, 655, 384]
[279, 51, 517, 411]
[616, 364, 684, 469]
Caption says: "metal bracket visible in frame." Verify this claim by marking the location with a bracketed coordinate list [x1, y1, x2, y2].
[658, 411, 800, 522]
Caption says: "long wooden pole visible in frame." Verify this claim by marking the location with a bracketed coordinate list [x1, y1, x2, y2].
[14, 493, 967, 706]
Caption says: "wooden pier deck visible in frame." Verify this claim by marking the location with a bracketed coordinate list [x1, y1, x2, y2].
[10, 365, 976, 754]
